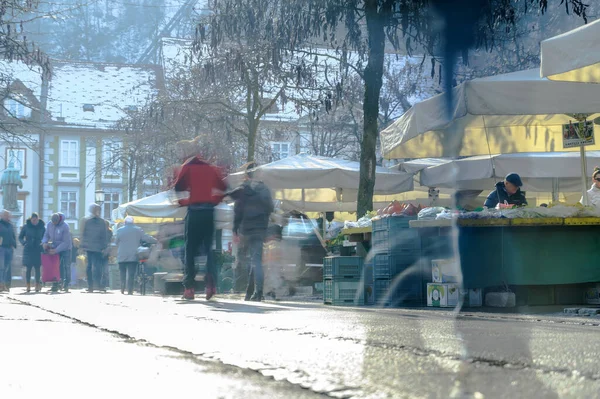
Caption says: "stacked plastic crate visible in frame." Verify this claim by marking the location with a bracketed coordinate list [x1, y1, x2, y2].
[371, 216, 422, 306]
[323, 256, 364, 306]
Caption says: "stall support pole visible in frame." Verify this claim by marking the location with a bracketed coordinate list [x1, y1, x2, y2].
[580, 145, 590, 206]
[552, 178, 560, 203]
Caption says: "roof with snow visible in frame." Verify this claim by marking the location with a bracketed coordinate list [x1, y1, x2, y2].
[46, 61, 162, 128]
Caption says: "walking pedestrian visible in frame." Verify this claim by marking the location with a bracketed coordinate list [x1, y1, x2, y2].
[42, 213, 72, 292]
[80, 204, 110, 292]
[227, 163, 274, 302]
[174, 150, 226, 300]
[0, 210, 17, 292]
[116, 216, 157, 295]
[19, 212, 46, 293]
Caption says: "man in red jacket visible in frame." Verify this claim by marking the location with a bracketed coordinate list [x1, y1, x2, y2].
[174, 154, 226, 300]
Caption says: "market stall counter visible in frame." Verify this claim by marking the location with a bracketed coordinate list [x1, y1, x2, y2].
[413, 217, 600, 287]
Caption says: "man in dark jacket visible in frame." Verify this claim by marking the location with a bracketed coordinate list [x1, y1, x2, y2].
[484, 173, 528, 209]
[80, 203, 110, 292]
[0, 210, 17, 292]
[174, 153, 226, 300]
[228, 163, 274, 302]
[19, 212, 46, 292]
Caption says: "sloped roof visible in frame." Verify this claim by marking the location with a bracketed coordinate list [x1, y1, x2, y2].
[46, 61, 162, 128]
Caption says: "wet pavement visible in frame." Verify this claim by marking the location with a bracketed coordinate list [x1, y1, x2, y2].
[2, 289, 600, 398]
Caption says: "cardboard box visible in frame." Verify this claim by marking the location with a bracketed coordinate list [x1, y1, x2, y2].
[584, 284, 600, 305]
[461, 288, 483, 307]
[431, 259, 459, 283]
[427, 283, 459, 307]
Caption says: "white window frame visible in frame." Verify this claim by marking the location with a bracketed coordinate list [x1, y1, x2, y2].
[271, 141, 290, 161]
[4, 99, 31, 119]
[59, 189, 78, 221]
[60, 140, 79, 167]
[102, 139, 122, 177]
[101, 190, 121, 221]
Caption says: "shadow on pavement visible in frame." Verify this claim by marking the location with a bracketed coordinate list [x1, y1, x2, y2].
[175, 299, 289, 314]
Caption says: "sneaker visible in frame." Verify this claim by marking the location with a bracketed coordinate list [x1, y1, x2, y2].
[182, 288, 195, 300]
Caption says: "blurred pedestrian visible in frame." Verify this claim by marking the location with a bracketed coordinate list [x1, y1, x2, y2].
[0, 209, 17, 292]
[42, 213, 72, 292]
[80, 204, 110, 293]
[227, 163, 274, 302]
[19, 212, 45, 293]
[174, 147, 226, 300]
[116, 216, 157, 295]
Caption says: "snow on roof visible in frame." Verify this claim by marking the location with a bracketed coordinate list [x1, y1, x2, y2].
[0, 61, 44, 101]
[46, 61, 162, 128]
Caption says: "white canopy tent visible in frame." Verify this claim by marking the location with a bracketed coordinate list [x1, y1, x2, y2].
[380, 68, 600, 160]
[540, 19, 600, 83]
[380, 68, 600, 204]
[227, 153, 414, 212]
[401, 152, 600, 195]
[112, 191, 234, 230]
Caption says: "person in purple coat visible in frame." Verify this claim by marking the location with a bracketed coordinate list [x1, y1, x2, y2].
[42, 213, 73, 292]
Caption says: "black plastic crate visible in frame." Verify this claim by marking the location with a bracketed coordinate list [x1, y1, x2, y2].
[373, 277, 423, 307]
[373, 252, 420, 279]
[323, 256, 364, 279]
[323, 279, 365, 306]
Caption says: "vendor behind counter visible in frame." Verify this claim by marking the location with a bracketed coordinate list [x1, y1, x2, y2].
[484, 173, 527, 209]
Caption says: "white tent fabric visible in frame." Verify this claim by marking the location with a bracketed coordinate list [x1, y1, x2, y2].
[380, 68, 600, 159]
[112, 191, 233, 229]
[228, 153, 413, 194]
[401, 152, 600, 192]
[540, 19, 600, 83]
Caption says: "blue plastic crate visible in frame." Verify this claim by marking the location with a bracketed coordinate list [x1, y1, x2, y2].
[373, 277, 423, 307]
[372, 216, 418, 232]
[373, 252, 420, 279]
[324, 279, 365, 306]
[372, 228, 420, 253]
[323, 256, 364, 279]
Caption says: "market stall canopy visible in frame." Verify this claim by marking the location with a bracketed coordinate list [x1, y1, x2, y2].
[228, 153, 413, 194]
[540, 19, 600, 83]
[380, 68, 600, 159]
[402, 152, 600, 192]
[112, 191, 233, 229]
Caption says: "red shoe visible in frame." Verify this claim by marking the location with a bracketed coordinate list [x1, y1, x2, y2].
[182, 288, 195, 300]
[205, 285, 216, 300]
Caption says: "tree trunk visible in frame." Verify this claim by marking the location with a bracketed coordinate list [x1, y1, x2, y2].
[357, 0, 387, 217]
[247, 117, 258, 162]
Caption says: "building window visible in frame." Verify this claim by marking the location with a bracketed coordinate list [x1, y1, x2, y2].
[60, 191, 78, 220]
[102, 191, 120, 220]
[4, 99, 31, 119]
[102, 139, 122, 176]
[271, 142, 290, 161]
[5, 148, 26, 177]
[60, 140, 79, 167]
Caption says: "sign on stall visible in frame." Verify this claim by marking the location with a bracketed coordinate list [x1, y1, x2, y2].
[562, 120, 595, 148]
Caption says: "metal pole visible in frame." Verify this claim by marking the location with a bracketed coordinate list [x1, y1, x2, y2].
[580, 145, 589, 206]
[552, 178, 560, 203]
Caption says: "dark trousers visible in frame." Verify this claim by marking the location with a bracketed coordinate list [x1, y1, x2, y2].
[25, 265, 41, 284]
[86, 251, 104, 290]
[0, 247, 14, 287]
[184, 208, 215, 289]
[52, 251, 71, 291]
[119, 262, 137, 294]
[242, 234, 265, 297]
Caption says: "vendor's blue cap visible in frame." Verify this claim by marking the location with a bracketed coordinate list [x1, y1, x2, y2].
[505, 173, 523, 187]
